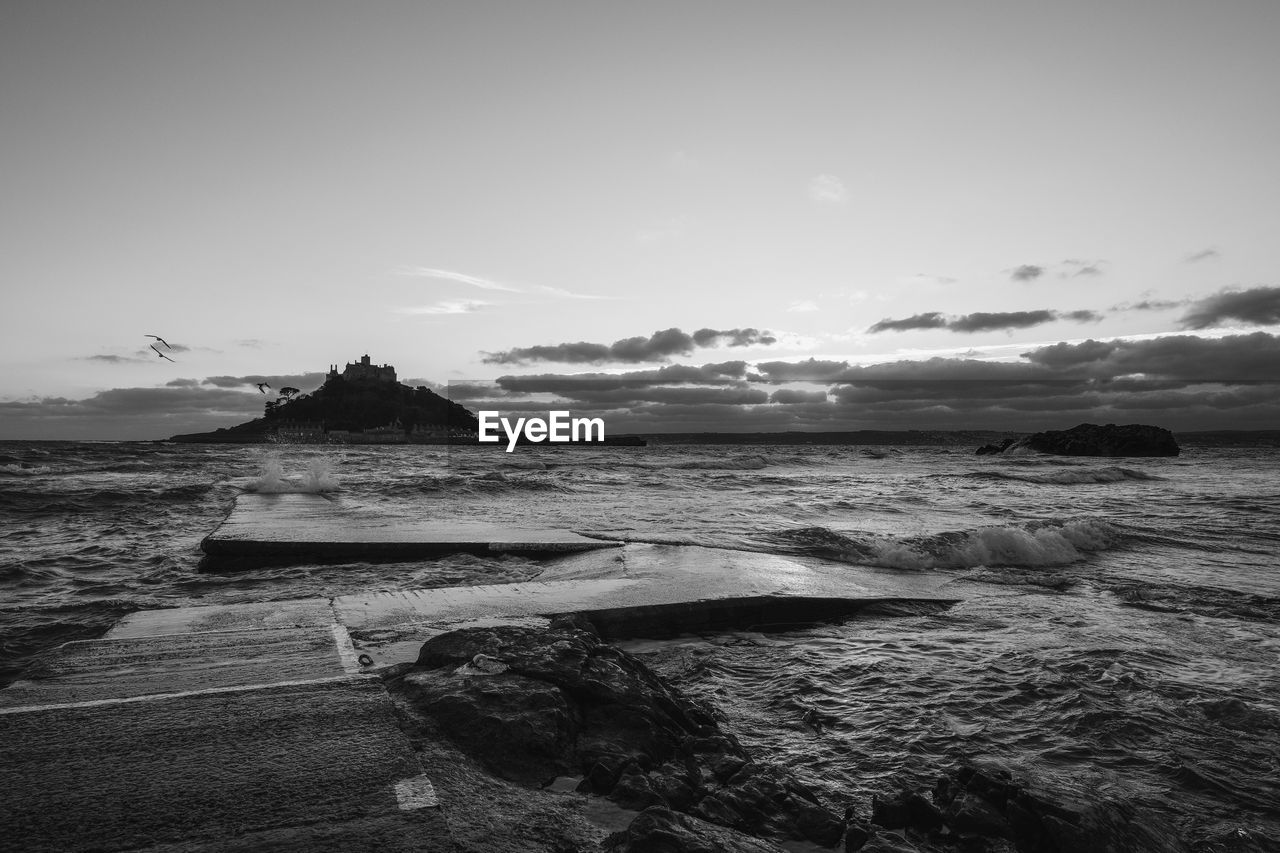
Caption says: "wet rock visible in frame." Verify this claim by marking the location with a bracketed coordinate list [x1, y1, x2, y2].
[858, 830, 928, 852]
[871, 793, 911, 830]
[391, 623, 847, 848]
[393, 669, 579, 785]
[983, 422, 1179, 457]
[603, 805, 790, 852]
[697, 764, 845, 847]
[842, 816, 872, 851]
[874, 763, 1193, 852]
[975, 439, 1015, 456]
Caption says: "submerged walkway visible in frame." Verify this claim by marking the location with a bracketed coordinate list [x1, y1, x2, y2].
[200, 493, 621, 569]
[1, 498, 960, 851]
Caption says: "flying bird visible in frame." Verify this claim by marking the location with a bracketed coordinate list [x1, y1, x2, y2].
[150, 344, 175, 362]
[144, 335, 172, 349]
[256, 382, 271, 394]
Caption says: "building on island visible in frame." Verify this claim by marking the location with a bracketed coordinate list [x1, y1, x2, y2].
[327, 354, 397, 384]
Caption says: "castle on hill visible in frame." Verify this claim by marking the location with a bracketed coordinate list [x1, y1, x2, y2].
[326, 353, 397, 384]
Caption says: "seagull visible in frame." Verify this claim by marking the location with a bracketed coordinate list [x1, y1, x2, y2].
[150, 344, 175, 362]
[256, 382, 271, 394]
[144, 335, 172, 349]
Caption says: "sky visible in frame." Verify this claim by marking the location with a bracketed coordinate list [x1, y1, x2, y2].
[2, 0, 1278, 439]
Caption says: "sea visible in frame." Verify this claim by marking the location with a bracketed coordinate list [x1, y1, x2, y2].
[2, 439, 1277, 850]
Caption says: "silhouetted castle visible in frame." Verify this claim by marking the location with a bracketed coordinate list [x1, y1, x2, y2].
[327, 354, 397, 384]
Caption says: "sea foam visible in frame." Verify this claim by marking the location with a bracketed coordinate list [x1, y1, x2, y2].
[247, 455, 339, 493]
[768, 518, 1122, 570]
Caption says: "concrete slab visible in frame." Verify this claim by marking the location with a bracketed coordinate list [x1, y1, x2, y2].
[0, 624, 355, 708]
[107, 597, 335, 639]
[335, 543, 960, 660]
[199, 493, 621, 569]
[0, 678, 451, 853]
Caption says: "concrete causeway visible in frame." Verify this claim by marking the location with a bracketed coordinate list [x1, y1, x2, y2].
[200, 493, 622, 569]
[1, 498, 961, 851]
[0, 597, 453, 852]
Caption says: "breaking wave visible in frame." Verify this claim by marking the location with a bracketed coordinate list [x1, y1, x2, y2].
[763, 518, 1123, 570]
[247, 456, 339, 493]
[1, 463, 54, 477]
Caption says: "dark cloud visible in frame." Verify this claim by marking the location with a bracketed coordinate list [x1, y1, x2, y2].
[14, 333, 1280, 440]
[1110, 298, 1188, 312]
[1061, 310, 1103, 323]
[490, 363, 754, 396]
[1022, 332, 1280, 380]
[769, 389, 829, 404]
[482, 327, 776, 365]
[201, 372, 327, 390]
[691, 328, 777, 348]
[752, 359, 854, 382]
[1010, 264, 1044, 281]
[867, 309, 1101, 334]
[1185, 248, 1221, 263]
[1178, 286, 1280, 330]
[0, 385, 268, 440]
[948, 310, 1057, 333]
[465, 334, 1280, 434]
[866, 313, 948, 334]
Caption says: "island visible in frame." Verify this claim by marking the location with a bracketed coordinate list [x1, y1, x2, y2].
[169, 354, 644, 446]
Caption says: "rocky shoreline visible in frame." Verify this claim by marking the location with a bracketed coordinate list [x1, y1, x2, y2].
[381, 619, 1195, 852]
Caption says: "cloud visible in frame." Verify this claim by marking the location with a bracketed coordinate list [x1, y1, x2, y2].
[1060, 310, 1103, 323]
[396, 299, 489, 315]
[769, 388, 828, 404]
[949, 310, 1067, 333]
[394, 265, 609, 300]
[691, 328, 776, 348]
[1185, 248, 1221, 263]
[751, 359, 854, 382]
[867, 309, 1100, 334]
[1062, 259, 1105, 277]
[1021, 332, 1280, 380]
[808, 174, 847, 204]
[482, 327, 777, 365]
[1111, 298, 1188, 312]
[0, 385, 272, 440]
[392, 266, 521, 292]
[85, 354, 147, 364]
[17, 332, 1280, 441]
[1178, 286, 1280, 330]
[1009, 264, 1044, 282]
[867, 312, 949, 334]
[201, 372, 327, 390]
[787, 300, 819, 313]
[458, 334, 1280, 433]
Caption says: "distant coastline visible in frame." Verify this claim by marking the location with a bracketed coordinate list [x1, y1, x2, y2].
[161, 429, 1280, 448]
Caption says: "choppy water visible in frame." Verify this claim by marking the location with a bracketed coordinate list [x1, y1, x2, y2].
[2, 439, 1277, 848]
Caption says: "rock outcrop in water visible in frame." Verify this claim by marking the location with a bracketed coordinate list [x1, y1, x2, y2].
[862, 764, 1191, 852]
[384, 620, 1205, 852]
[976, 423, 1179, 457]
[387, 619, 847, 850]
